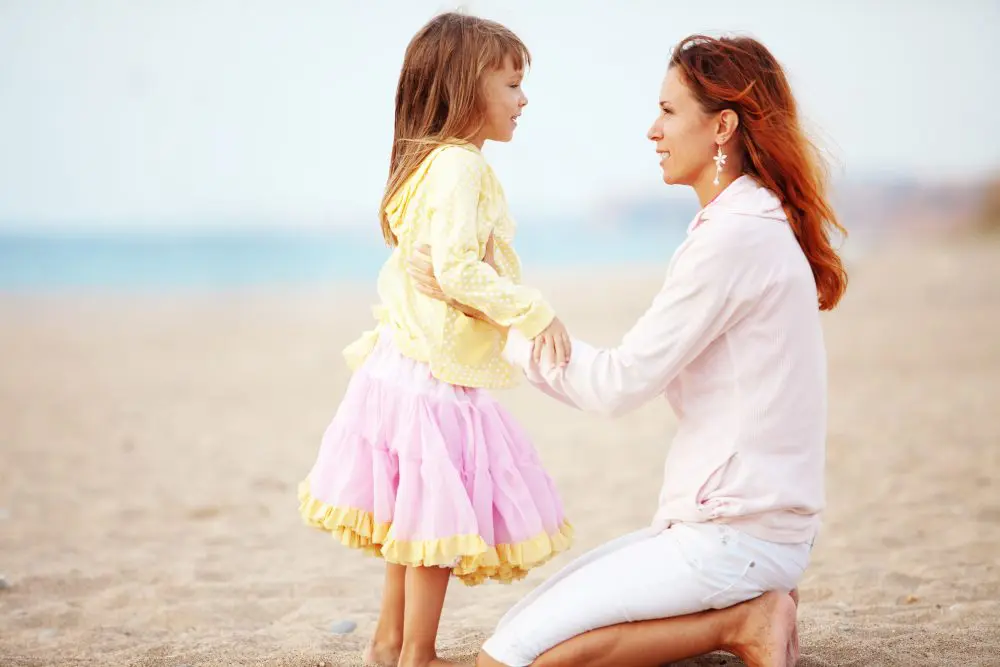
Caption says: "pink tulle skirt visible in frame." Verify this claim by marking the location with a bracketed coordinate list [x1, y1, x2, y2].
[298, 329, 573, 586]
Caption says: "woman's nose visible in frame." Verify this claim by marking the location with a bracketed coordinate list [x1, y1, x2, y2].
[647, 118, 662, 141]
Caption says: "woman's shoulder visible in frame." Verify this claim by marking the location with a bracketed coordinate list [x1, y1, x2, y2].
[692, 197, 795, 254]
[673, 215, 799, 288]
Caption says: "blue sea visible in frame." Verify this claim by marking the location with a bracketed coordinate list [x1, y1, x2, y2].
[0, 224, 688, 292]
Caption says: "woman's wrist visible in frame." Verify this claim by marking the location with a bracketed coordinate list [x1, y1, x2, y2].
[453, 301, 503, 329]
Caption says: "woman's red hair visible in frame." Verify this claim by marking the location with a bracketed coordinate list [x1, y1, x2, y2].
[671, 35, 848, 310]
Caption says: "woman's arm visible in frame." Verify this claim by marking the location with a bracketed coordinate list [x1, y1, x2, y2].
[506, 236, 755, 416]
[408, 233, 504, 328]
[409, 230, 755, 416]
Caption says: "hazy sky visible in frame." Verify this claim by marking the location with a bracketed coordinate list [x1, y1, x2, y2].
[1, 0, 998, 229]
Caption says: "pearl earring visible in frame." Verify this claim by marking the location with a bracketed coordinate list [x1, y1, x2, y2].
[713, 144, 727, 186]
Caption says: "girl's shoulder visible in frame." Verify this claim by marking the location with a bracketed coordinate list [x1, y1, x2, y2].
[425, 141, 489, 173]
[419, 142, 501, 195]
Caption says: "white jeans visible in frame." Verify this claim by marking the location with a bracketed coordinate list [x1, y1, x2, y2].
[481, 522, 811, 667]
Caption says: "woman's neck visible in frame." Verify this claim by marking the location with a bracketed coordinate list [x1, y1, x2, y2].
[693, 155, 745, 208]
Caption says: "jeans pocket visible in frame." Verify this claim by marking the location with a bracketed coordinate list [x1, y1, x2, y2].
[699, 554, 759, 610]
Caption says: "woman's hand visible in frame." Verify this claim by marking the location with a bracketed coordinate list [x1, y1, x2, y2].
[407, 244, 451, 305]
[407, 236, 500, 326]
[482, 231, 497, 269]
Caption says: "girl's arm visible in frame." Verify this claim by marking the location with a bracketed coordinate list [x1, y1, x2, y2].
[409, 229, 757, 417]
[423, 147, 555, 340]
[408, 233, 503, 328]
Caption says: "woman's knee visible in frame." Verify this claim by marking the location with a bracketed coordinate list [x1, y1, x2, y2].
[478, 633, 598, 667]
[475, 648, 509, 667]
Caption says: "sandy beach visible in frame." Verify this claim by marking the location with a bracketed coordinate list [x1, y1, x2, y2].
[2, 231, 999, 667]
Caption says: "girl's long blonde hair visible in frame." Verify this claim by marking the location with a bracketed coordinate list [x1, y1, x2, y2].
[379, 12, 530, 247]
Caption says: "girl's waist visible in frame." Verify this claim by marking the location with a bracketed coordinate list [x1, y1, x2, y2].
[344, 319, 519, 390]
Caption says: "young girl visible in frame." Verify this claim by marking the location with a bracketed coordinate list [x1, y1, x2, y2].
[297, 12, 573, 667]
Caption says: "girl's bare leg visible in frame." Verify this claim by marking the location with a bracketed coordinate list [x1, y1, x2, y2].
[398, 565, 459, 667]
[364, 562, 407, 666]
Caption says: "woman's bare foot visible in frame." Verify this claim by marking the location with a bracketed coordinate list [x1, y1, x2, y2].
[363, 639, 402, 667]
[727, 590, 798, 667]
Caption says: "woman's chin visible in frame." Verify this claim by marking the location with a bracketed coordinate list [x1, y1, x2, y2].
[659, 166, 690, 187]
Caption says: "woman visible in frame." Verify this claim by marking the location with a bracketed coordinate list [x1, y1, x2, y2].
[408, 34, 847, 667]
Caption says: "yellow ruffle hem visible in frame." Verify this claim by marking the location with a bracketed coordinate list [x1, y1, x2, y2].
[298, 481, 574, 586]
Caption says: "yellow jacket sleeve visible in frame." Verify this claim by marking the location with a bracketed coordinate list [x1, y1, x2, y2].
[425, 147, 555, 339]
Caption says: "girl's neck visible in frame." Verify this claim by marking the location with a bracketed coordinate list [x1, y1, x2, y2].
[465, 127, 487, 150]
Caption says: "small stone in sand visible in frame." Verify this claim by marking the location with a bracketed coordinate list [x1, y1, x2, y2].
[0, 575, 11, 590]
[38, 629, 57, 640]
[328, 620, 357, 634]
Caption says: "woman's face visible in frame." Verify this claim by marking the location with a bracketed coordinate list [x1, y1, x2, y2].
[647, 67, 719, 187]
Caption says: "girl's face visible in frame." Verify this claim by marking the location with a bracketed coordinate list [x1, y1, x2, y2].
[471, 55, 528, 147]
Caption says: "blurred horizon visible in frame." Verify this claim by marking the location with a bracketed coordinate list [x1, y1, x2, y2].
[2, 0, 998, 233]
[1, 1, 997, 290]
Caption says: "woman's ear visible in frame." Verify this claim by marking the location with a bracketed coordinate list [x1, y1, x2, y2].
[716, 109, 740, 145]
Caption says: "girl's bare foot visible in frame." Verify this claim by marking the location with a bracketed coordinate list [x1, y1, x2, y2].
[367, 563, 407, 666]
[397, 648, 461, 667]
[728, 590, 798, 667]
[363, 639, 402, 667]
